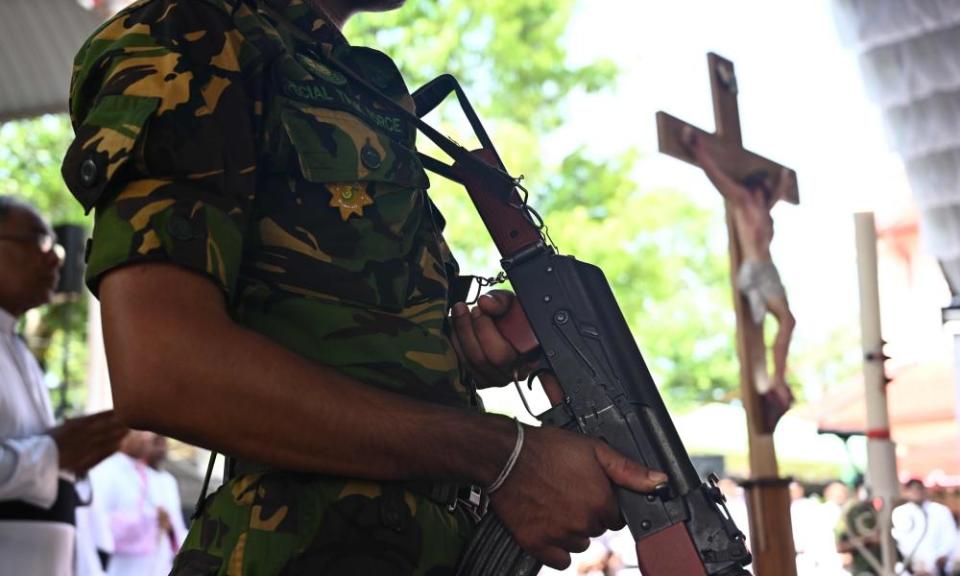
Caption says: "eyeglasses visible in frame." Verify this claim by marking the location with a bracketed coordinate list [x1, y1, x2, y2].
[0, 232, 65, 260]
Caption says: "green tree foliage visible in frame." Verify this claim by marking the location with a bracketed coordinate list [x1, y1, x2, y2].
[349, 0, 616, 131]
[350, 3, 739, 407]
[0, 116, 82, 224]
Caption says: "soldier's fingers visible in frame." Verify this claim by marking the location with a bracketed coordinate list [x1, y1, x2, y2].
[598, 489, 622, 532]
[606, 511, 626, 531]
[453, 303, 486, 365]
[448, 327, 465, 363]
[538, 547, 572, 570]
[594, 443, 668, 493]
[559, 536, 592, 554]
[476, 290, 514, 317]
[452, 303, 503, 385]
[470, 309, 519, 371]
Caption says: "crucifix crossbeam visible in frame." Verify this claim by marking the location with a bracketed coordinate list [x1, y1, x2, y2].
[657, 53, 799, 205]
[656, 52, 799, 576]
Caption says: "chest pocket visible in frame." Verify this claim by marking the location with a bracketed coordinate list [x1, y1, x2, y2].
[250, 54, 438, 312]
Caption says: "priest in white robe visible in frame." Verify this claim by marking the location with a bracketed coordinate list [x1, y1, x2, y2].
[893, 479, 958, 576]
[0, 196, 125, 575]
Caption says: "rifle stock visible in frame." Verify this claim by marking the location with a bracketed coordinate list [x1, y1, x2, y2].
[455, 150, 752, 576]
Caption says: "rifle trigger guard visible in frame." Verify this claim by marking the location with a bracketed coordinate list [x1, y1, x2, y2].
[512, 369, 538, 420]
[526, 356, 553, 390]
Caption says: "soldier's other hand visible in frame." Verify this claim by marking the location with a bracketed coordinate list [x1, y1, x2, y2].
[50, 410, 127, 475]
[451, 290, 531, 388]
[489, 425, 668, 569]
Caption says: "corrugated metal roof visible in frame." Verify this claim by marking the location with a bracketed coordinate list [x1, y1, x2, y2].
[0, 0, 105, 122]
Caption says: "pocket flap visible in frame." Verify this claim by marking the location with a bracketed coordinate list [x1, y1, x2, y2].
[280, 104, 429, 190]
[62, 94, 160, 213]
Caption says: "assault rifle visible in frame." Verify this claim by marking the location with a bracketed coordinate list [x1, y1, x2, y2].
[323, 58, 753, 576]
[416, 77, 751, 576]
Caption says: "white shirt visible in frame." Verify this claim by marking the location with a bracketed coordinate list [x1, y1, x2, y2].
[0, 306, 60, 505]
[147, 467, 187, 576]
[76, 477, 115, 576]
[0, 305, 74, 575]
[893, 500, 958, 573]
[91, 453, 183, 576]
[793, 498, 846, 576]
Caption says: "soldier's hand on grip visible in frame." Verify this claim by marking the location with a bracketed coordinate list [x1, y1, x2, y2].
[451, 290, 534, 389]
[488, 425, 668, 569]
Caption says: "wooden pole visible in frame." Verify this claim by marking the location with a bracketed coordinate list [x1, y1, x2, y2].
[656, 53, 797, 576]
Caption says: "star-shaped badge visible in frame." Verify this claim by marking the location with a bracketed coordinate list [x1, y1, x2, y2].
[328, 183, 374, 221]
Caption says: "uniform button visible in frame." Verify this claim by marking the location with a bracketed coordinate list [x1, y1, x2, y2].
[166, 216, 195, 241]
[79, 158, 100, 188]
[361, 143, 382, 170]
[384, 508, 401, 529]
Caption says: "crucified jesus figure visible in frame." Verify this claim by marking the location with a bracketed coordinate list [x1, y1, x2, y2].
[683, 127, 797, 432]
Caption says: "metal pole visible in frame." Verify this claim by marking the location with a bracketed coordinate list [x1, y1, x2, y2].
[854, 212, 899, 575]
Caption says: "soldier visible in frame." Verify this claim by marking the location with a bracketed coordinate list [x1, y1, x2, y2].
[683, 127, 797, 432]
[62, 0, 667, 574]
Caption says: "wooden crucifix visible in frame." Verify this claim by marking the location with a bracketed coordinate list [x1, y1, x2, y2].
[656, 53, 799, 576]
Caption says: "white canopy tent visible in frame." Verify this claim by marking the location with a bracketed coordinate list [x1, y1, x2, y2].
[833, 0, 960, 298]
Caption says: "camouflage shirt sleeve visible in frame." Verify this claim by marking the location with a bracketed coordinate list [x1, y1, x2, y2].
[62, 0, 259, 298]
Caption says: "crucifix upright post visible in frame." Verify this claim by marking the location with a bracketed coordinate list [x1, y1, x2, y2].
[656, 53, 799, 576]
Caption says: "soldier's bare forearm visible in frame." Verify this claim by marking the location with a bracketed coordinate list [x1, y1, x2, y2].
[98, 262, 515, 486]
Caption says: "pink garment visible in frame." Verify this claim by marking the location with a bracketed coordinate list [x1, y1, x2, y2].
[109, 462, 159, 555]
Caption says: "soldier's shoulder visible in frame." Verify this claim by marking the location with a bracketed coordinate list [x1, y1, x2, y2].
[71, 0, 256, 106]
[111, 0, 244, 21]
[70, 0, 257, 122]
[78, 0, 245, 51]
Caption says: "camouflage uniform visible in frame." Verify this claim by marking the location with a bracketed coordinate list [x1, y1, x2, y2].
[62, 0, 477, 573]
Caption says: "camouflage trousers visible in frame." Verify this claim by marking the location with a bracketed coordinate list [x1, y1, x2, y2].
[172, 472, 476, 576]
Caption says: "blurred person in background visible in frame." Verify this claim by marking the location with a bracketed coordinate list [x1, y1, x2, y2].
[75, 480, 115, 576]
[893, 479, 956, 576]
[823, 481, 851, 527]
[0, 195, 125, 574]
[145, 434, 187, 576]
[836, 476, 884, 576]
[90, 430, 180, 576]
[791, 481, 820, 574]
